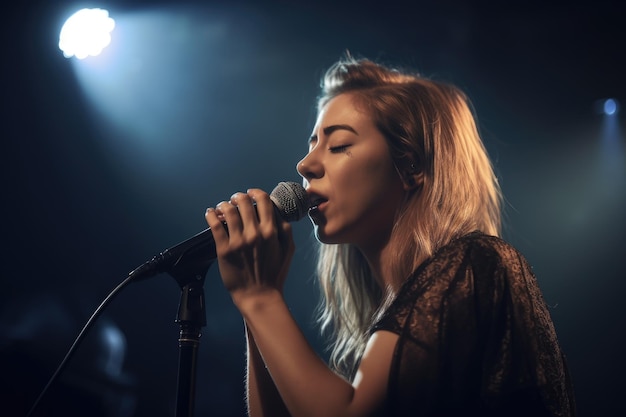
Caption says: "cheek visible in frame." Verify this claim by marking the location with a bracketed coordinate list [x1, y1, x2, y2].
[363, 154, 401, 190]
[331, 154, 400, 207]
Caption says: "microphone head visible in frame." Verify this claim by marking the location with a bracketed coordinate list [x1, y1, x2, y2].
[270, 181, 310, 222]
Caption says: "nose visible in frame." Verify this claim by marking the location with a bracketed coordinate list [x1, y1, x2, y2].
[296, 150, 322, 184]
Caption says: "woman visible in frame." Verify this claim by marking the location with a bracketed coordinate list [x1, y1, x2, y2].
[205, 56, 576, 416]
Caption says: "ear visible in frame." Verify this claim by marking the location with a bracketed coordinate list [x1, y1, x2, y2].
[402, 170, 424, 191]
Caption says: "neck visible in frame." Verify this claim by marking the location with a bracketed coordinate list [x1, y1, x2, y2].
[358, 238, 399, 297]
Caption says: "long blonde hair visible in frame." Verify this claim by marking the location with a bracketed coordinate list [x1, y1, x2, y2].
[315, 57, 502, 377]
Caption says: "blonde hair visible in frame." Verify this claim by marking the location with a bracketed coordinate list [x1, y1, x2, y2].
[315, 56, 502, 377]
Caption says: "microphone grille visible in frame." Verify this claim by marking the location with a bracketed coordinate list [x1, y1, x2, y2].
[270, 181, 310, 222]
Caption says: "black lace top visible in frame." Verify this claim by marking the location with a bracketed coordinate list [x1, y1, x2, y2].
[371, 232, 576, 417]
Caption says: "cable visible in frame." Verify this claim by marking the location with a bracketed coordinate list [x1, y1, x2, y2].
[26, 274, 135, 417]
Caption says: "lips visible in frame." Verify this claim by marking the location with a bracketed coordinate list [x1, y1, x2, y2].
[309, 198, 327, 210]
[307, 192, 327, 210]
[306, 192, 328, 222]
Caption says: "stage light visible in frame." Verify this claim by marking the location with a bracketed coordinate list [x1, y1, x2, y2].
[603, 98, 619, 116]
[59, 8, 115, 59]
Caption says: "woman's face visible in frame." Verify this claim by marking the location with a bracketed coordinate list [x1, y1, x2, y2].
[297, 93, 406, 250]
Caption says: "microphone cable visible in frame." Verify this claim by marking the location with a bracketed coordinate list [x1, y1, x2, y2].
[26, 274, 134, 417]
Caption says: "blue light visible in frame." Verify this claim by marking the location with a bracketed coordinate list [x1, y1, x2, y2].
[603, 98, 619, 116]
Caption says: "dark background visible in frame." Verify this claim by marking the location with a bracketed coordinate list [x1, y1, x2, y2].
[2, 0, 624, 416]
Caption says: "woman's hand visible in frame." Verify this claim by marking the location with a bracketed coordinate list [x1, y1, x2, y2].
[205, 188, 295, 304]
[206, 189, 393, 417]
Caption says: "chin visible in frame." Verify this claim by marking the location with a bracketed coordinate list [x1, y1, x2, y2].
[313, 226, 346, 246]
[313, 229, 328, 244]
[313, 226, 330, 244]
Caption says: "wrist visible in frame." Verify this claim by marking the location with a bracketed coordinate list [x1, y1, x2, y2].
[232, 288, 285, 317]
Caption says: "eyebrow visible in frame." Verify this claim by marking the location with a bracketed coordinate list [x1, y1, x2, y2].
[308, 124, 358, 143]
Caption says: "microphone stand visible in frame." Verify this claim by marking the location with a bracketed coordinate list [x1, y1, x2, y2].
[125, 182, 308, 416]
[161, 239, 217, 417]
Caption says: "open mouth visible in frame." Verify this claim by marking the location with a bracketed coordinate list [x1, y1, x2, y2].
[307, 195, 328, 222]
[308, 197, 327, 211]
[310, 200, 324, 209]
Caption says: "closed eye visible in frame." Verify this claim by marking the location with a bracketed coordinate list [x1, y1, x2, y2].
[329, 144, 351, 153]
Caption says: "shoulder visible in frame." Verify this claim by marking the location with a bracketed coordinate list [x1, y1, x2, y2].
[440, 231, 524, 263]
[371, 233, 507, 332]
[434, 232, 533, 280]
[373, 232, 533, 330]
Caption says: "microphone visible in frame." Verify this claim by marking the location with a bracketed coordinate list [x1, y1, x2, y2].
[129, 181, 309, 281]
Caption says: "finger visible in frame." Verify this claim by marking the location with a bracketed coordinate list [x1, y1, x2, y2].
[230, 192, 259, 227]
[217, 200, 244, 237]
[205, 206, 229, 245]
[247, 188, 276, 230]
[279, 221, 293, 236]
[214, 206, 226, 222]
[278, 221, 294, 261]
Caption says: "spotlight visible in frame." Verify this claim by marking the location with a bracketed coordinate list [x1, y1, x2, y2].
[59, 8, 115, 59]
[603, 98, 619, 116]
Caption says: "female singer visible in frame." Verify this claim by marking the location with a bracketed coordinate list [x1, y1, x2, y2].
[205, 56, 576, 417]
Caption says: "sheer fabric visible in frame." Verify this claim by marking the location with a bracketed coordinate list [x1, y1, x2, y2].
[372, 232, 576, 416]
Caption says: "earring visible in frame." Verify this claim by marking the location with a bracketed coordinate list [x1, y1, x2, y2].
[404, 162, 421, 190]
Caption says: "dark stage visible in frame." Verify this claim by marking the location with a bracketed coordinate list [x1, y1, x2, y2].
[1, 0, 624, 416]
